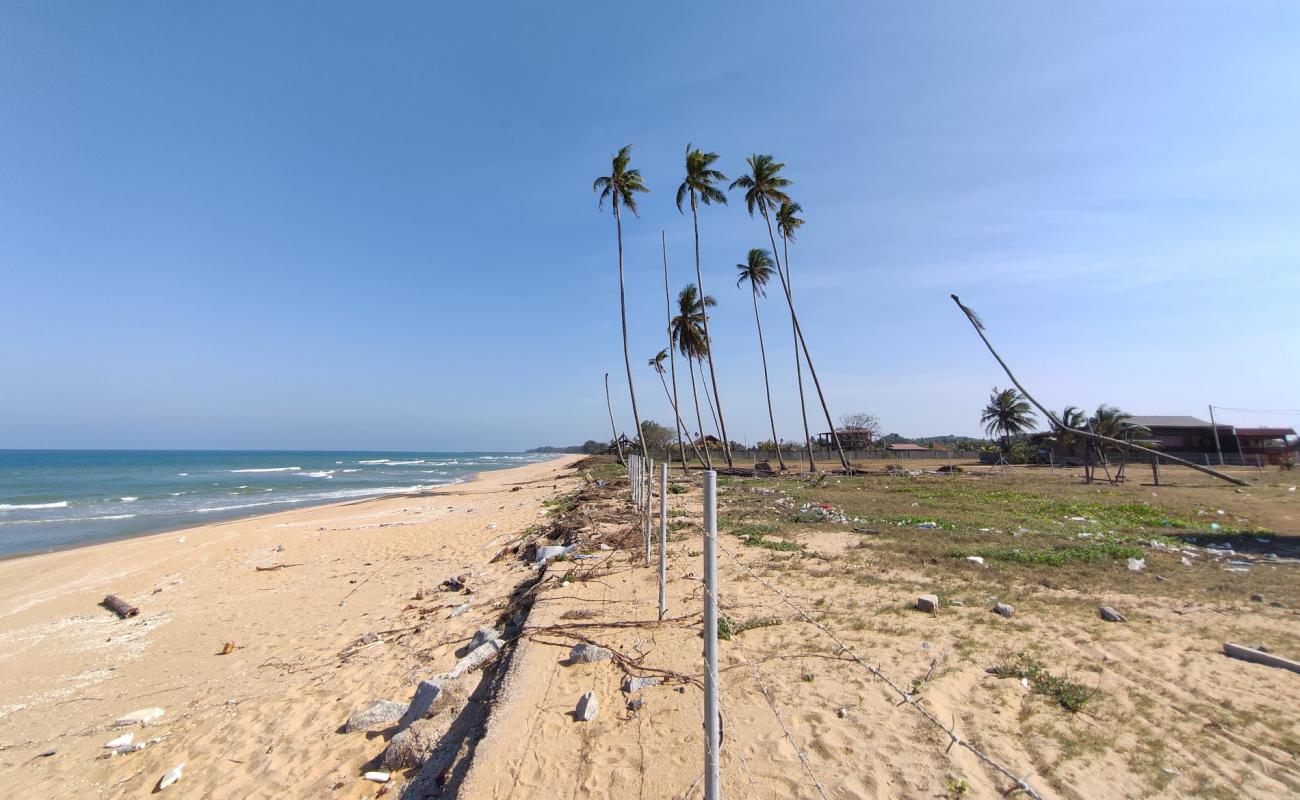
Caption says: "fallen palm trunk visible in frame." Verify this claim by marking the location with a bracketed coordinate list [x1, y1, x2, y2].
[1223, 643, 1300, 675]
[950, 294, 1247, 487]
[102, 594, 139, 618]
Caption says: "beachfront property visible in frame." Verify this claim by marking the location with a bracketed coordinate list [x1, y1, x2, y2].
[1030, 414, 1299, 466]
[813, 426, 876, 449]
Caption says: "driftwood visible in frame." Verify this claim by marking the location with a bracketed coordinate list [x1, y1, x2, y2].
[1223, 643, 1300, 675]
[950, 295, 1247, 487]
[102, 594, 139, 619]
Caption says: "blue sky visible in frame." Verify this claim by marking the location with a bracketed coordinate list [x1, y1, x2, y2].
[2, 2, 1298, 450]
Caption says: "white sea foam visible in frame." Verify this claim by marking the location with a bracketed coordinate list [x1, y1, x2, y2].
[189, 484, 437, 515]
[385, 460, 425, 465]
[0, 501, 69, 511]
[178, 473, 188, 476]
[341, 469, 360, 473]
[119, 497, 138, 503]
[0, 513, 136, 525]
[357, 459, 390, 464]
[229, 466, 301, 473]
[305, 471, 335, 478]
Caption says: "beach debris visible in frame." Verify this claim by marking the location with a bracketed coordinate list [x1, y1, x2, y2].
[115, 707, 164, 727]
[1251, 594, 1265, 603]
[621, 676, 661, 694]
[36, 749, 57, 758]
[917, 521, 939, 530]
[101, 594, 139, 619]
[837, 707, 848, 718]
[344, 700, 407, 733]
[576, 691, 599, 721]
[219, 642, 235, 655]
[104, 733, 134, 749]
[992, 602, 1015, 618]
[1098, 606, 1127, 623]
[1223, 643, 1300, 675]
[363, 771, 391, 783]
[440, 575, 471, 592]
[561, 608, 598, 620]
[569, 643, 613, 664]
[448, 637, 502, 678]
[627, 697, 646, 713]
[156, 763, 185, 791]
[1127, 558, 1146, 572]
[852, 527, 881, 535]
[254, 561, 301, 571]
[382, 718, 440, 770]
[533, 544, 576, 564]
[450, 603, 470, 618]
[916, 594, 940, 614]
[467, 628, 501, 651]
[400, 680, 444, 726]
[965, 556, 986, 567]
[176, 536, 186, 544]
[359, 632, 382, 646]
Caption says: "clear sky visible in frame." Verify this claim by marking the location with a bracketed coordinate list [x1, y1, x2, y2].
[2, 2, 1298, 451]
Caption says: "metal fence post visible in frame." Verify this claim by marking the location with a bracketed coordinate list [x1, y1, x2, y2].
[659, 461, 668, 621]
[702, 470, 720, 800]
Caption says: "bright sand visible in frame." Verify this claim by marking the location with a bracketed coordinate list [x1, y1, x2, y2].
[0, 455, 584, 798]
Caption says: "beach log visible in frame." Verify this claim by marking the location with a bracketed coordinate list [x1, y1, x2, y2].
[1223, 643, 1300, 675]
[102, 594, 139, 619]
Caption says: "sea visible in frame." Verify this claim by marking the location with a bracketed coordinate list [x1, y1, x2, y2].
[0, 450, 557, 558]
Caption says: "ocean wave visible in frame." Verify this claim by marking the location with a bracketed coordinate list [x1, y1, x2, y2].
[356, 459, 390, 464]
[120, 496, 138, 503]
[0, 513, 136, 525]
[341, 469, 360, 473]
[0, 501, 69, 511]
[385, 460, 425, 465]
[190, 484, 434, 515]
[305, 471, 335, 478]
[229, 466, 301, 473]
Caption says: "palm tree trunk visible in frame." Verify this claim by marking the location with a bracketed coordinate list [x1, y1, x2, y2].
[760, 204, 851, 473]
[663, 232, 698, 472]
[752, 288, 786, 469]
[699, 361, 723, 444]
[605, 372, 624, 465]
[660, 369, 703, 467]
[782, 231, 816, 473]
[687, 357, 712, 469]
[690, 191, 733, 467]
[614, 199, 648, 463]
[949, 295, 1247, 487]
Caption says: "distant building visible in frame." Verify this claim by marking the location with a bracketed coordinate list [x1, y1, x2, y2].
[690, 434, 723, 448]
[1236, 427, 1299, 464]
[887, 442, 928, 452]
[813, 426, 875, 449]
[1030, 415, 1298, 466]
[1124, 416, 1233, 456]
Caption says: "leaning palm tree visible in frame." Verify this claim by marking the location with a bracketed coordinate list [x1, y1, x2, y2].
[650, 348, 704, 466]
[981, 387, 1037, 456]
[736, 248, 786, 470]
[775, 200, 814, 471]
[676, 144, 734, 467]
[732, 155, 850, 472]
[661, 231, 693, 473]
[593, 145, 650, 463]
[670, 283, 715, 469]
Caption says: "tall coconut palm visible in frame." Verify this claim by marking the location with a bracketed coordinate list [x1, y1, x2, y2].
[736, 248, 786, 470]
[593, 145, 650, 463]
[1054, 405, 1087, 459]
[676, 144, 734, 467]
[732, 155, 850, 472]
[670, 283, 715, 469]
[775, 200, 814, 471]
[981, 387, 1037, 455]
[604, 372, 624, 465]
[661, 231, 693, 473]
[650, 348, 705, 466]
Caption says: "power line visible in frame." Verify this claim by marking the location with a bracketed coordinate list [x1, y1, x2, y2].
[1210, 405, 1300, 415]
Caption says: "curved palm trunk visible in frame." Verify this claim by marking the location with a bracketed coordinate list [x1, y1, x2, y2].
[760, 204, 851, 472]
[659, 368, 703, 467]
[699, 362, 723, 444]
[663, 232, 700, 472]
[689, 191, 733, 467]
[751, 288, 786, 469]
[782, 231, 816, 473]
[605, 372, 624, 465]
[949, 295, 1246, 487]
[686, 357, 713, 469]
[613, 199, 648, 463]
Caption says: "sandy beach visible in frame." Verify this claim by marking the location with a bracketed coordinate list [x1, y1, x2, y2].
[0, 455, 584, 798]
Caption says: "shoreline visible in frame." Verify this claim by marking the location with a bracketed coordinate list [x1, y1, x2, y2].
[0, 455, 561, 563]
[0, 454, 584, 798]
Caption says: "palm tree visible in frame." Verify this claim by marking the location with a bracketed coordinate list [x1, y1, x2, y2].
[1088, 404, 1149, 460]
[670, 283, 715, 469]
[732, 155, 850, 472]
[593, 145, 650, 463]
[775, 200, 814, 471]
[981, 387, 1037, 455]
[661, 231, 693, 473]
[604, 372, 624, 465]
[1053, 405, 1087, 459]
[676, 145, 734, 467]
[650, 348, 704, 466]
[736, 248, 786, 470]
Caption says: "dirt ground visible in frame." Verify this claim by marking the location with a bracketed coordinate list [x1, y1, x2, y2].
[460, 457, 1299, 800]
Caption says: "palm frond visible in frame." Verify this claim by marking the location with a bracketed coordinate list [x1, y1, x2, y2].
[950, 294, 985, 331]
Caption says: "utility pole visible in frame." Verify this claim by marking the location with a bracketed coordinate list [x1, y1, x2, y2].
[1208, 405, 1225, 466]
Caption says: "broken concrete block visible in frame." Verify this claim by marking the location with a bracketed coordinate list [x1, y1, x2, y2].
[382, 718, 440, 770]
[448, 639, 501, 678]
[576, 691, 599, 721]
[992, 602, 1015, 618]
[621, 675, 661, 694]
[1098, 606, 1126, 623]
[916, 594, 940, 614]
[400, 680, 444, 725]
[569, 643, 613, 664]
[344, 700, 407, 732]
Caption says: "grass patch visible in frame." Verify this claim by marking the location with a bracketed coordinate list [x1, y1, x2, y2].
[950, 542, 1142, 566]
[668, 482, 689, 494]
[990, 654, 1094, 712]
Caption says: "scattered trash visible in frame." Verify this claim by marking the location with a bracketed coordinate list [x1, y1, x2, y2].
[576, 691, 599, 721]
[450, 603, 470, 618]
[533, 545, 575, 564]
[836, 707, 848, 718]
[364, 771, 391, 783]
[1127, 558, 1146, 573]
[1250, 594, 1265, 603]
[965, 556, 986, 567]
[156, 763, 185, 791]
[1098, 606, 1126, 623]
[917, 521, 938, 530]
[219, 642, 235, 655]
[916, 594, 940, 614]
[852, 527, 881, 535]
[992, 603, 1015, 618]
[104, 733, 134, 749]
[115, 707, 164, 727]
